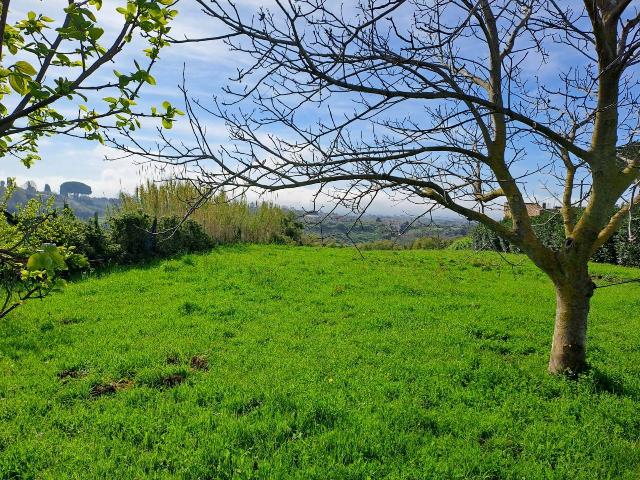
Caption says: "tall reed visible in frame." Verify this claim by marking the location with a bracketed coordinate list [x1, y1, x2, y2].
[118, 181, 293, 244]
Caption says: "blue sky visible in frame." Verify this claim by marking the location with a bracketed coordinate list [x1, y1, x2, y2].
[2, 1, 629, 217]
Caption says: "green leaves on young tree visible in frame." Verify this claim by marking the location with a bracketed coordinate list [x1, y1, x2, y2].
[0, 185, 89, 319]
[0, 1, 182, 167]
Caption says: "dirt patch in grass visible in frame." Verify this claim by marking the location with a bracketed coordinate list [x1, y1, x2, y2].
[162, 373, 186, 387]
[90, 379, 134, 397]
[190, 355, 209, 371]
[166, 353, 181, 365]
[57, 368, 87, 381]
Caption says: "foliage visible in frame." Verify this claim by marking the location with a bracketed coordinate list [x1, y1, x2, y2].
[614, 206, 640, 267]
[107, 210, 153, 263]
[471, 210, 632, 265]
[472, 222, 514, 253]
[276, 211, 304, 244]
[1, 247, 640, 478]
[155, 216, 213, 257]
[410, 236, 452, 250]
[22, 205, 87, 253]
[107, 209, 214, 262]
[447, 236, 473, 250]
[15, 203, 109, 271]
[119, 181, 303, 245]
[0, 187, 74, 318]
[0, 0, 181, 167]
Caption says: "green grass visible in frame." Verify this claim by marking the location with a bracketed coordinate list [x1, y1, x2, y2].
[1, 246, 640, 479]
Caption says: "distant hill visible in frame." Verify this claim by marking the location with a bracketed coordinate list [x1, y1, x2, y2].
[0, 184, 118, 220]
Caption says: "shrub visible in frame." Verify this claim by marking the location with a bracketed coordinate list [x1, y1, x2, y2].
[275, 212, 304, 244]
[24, 205, 87, 253]
[411, 236, 451, 250]
[108, 210, 153, 263]
[0, 188, 78, 318]
[155, 216, 213, 256]
[82, 214, 117, 263]
[472, 222, 514, 252]
[471, 208, 632, 266]
[448, 236, 473, 250]
[614, 207, 640, 267]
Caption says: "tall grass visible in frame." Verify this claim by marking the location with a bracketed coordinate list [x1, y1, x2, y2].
[118, 181, 295, 244]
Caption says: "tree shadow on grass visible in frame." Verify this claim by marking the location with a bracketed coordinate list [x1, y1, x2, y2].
[581, 366, 640, 400]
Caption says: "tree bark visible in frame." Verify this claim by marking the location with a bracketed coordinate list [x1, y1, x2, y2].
[548, 277, 594, 375]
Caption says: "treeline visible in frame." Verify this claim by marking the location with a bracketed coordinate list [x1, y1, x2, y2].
[471, 209, 640, 267]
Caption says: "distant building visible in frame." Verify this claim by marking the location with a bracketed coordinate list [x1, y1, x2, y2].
[504, 202, 548, 219]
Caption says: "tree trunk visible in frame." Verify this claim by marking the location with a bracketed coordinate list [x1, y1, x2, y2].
[548, 279, 594, 375]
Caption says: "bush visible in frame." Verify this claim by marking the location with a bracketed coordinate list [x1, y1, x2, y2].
[275, 212, 304, 244]
[0, 189, 80, 318]
[411, 236, 451, 250]
[24, 205, 87, 253]
[108, 210, 153, 263]
[614, 207, 640, 267]
[155, 216, 213, 256]
[448, 236, 473, 250]
[471, 208, 634, 266]
[472, 222, 515, 252]
[108, 211, 215, 263]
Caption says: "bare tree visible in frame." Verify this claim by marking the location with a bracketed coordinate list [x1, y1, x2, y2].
[119, 0, 640, 375]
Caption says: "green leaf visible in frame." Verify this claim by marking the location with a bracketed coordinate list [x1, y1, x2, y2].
[88, 27, 104, 41]
[27, 252, 53, 272]
[162, 100, 171, 110]
[42, 244, 66, 269]
[51, 278, 67, 292]
[162, 117, 173, 129]
[15, 61, 37, 76]
[8, 74, 28, 95]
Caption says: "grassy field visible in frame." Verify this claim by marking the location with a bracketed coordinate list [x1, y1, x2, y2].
[1, 246, 640, 479]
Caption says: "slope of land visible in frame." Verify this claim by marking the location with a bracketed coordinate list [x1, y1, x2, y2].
[1, 246, 639, 479]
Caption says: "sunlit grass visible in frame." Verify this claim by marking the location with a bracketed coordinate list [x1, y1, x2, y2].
[1, 246, 639, 479]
